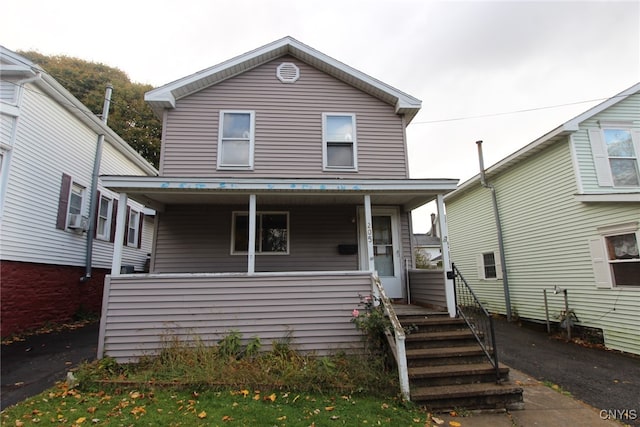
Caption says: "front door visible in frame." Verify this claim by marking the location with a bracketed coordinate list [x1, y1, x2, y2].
[359, 207, 403, 298]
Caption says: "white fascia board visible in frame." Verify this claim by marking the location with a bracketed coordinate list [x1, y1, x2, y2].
[144, 37, 421, 120]
[100, 176, 459, 193]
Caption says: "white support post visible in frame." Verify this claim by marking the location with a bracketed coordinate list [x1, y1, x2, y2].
[363, 195, 374, 272]
[436, 194, 456, 317]
[248, 194, 256, 274]
[396, 334, 410, 401]
[111, 192, 128, 276]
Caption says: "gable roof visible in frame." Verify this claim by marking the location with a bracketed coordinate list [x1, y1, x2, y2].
[145, 36, 422, 123]
[447, 82, 640, 200]
[0, 46, 158, 176]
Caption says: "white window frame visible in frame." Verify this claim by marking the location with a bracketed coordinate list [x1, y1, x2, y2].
[127, 208, 140, 247]
[589, 123, 640, 188]
[67, 181, 86, 228]
[322, 113, 358, 171]
[477, 251, 502, 280]
[217, 110, 255, 170]
[231, 211, 289, 255]
[96, 194, 112, 240]
[590, 222, 640, 288]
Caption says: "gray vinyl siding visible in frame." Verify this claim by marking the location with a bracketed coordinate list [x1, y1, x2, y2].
[448, 137, 640, 355]
[573, 92, 640, 193]
[99, 272, 371, 362]
[153, 204, 359, 273]
[408, 269, 446, 309]
[160, 56, 407, 179]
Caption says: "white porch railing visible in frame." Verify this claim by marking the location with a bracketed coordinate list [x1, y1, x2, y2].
[371, 273, 410, 401]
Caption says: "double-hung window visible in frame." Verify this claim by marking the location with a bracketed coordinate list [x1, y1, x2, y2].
[589, 126, 640, 187]
[232, 211, 289, 254]
[478, 251, 502, 280]
[323, 113, 357, 170]
[590, 223, 640, 288]
[127, 209, 140, 247]
[218, 110, 255, 169]
[96, 195, 112, 240]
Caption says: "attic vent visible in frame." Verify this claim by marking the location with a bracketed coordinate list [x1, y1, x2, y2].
[276, 62, 300, 83]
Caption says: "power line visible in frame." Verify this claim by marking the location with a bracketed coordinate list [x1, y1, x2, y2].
[411, 96, 621, 125]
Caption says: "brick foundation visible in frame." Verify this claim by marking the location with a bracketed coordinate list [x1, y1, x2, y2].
[0, 260, 108, 337]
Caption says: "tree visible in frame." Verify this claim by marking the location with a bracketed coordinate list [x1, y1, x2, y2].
[19, 51, 162, 167]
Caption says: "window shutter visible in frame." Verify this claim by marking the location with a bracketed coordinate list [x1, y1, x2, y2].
[588, 237, 612, 288]
[137, 212, 144, 249]
[476, 254, 484, 279]
[123, 206, 131, 245]
[56, 173, 72, 230]
[93, 190, 101, 237]
[494, 251, 503, 280]
[110, 198, 118, 243]
[588, 129, 613, 187]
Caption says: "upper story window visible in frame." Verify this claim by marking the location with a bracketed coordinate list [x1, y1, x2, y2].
[603, 129, 639, 186]
[218, 110, 255, 170]
[231, 211, 289, 255]
[323, 113, 357, 171]
[589, 125, 640, 188]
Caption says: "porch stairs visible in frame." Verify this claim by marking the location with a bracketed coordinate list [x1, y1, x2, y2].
[394, 305, 524, 412]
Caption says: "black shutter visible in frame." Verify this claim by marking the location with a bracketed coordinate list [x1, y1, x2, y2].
[56, 173, 72, 230]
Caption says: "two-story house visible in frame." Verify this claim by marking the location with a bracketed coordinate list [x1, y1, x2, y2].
[97, 37, 459, 363]
[445, 82, 640, 356]
[0, 47, 157, 337]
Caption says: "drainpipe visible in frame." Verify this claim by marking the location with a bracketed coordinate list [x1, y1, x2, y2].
[80, 84, 113, 283]
[476, 141, 512, 321]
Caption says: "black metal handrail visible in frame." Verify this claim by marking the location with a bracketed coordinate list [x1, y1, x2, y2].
[451, 263, 501, 383]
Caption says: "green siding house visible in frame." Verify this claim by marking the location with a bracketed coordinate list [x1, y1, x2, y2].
[445, 83, 640, 356]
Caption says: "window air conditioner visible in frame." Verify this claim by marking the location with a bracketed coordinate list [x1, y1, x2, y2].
[68, 213, 89, 231]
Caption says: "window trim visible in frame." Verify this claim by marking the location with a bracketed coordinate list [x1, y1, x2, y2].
[591, 222, 640, 288]
[477, 250, 502, 280]
[126, 208, 140, 247]
[96, 194, 113, 241]
[231, 211, 290, 255]
[66, 180, 86, 230]
[589, 124, 640, 188]
[217, 110, 255, 170]
[322, 113, 358, 171]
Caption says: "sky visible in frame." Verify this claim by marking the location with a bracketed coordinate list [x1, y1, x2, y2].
[1, 0, 639, 231]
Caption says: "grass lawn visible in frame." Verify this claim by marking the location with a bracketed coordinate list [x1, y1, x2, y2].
[1, 385, 431, 426]
[1, 332, 437, 426]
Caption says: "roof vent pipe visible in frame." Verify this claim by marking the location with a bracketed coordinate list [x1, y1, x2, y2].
[476, 140, 513, 321]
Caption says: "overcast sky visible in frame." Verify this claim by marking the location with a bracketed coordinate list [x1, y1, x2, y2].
[2, 0, 639, 231]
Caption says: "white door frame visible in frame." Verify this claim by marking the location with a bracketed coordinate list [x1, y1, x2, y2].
[358, 206, 403, 298]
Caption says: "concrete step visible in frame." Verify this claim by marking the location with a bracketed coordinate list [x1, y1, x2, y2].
[409, 362, 510, 387]
[411, 382, 525, 412]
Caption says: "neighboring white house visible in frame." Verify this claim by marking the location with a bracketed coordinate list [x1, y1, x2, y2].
[0, 46, 157, 337]
[445, 82, 640, 356]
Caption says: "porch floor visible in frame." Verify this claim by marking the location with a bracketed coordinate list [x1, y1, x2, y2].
[391, 304, 448, 317]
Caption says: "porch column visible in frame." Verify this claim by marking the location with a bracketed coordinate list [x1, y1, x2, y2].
[110, 192, 128, 276]
[436, 194, 456, 317]
[248, 194, 256, 274]
[363, 195, 375, 272]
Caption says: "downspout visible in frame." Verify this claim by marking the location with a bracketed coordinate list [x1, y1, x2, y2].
[476, 141, 512, 321]
[80, 84, 113, 283]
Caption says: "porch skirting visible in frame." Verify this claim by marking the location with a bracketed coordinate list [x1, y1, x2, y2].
[98, 271, 372, 362]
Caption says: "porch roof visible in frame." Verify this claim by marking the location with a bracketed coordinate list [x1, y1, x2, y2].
[100, 176, 459, 212]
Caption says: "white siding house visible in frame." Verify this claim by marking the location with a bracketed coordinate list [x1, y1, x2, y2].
[445, 83, 640, 355]
[0, 46, 157, 337]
